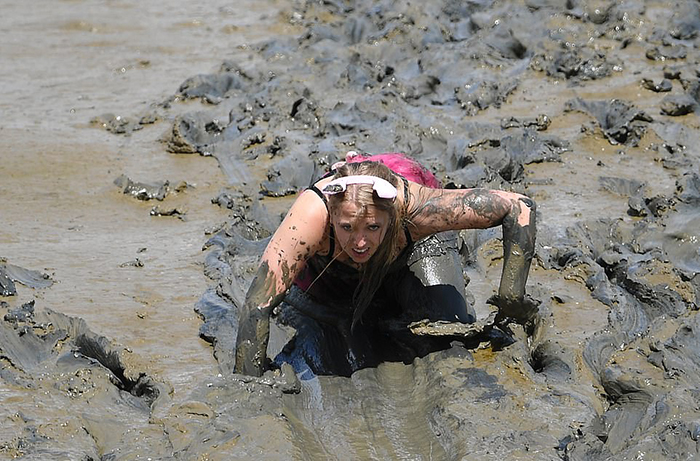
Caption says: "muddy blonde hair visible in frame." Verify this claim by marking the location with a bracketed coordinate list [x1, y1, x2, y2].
[327, 161, 404, 330]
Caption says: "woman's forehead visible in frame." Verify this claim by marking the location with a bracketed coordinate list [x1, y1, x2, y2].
[332, 201, 386, 220]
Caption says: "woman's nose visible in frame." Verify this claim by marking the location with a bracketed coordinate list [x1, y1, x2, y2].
[353, 233, 367, 247]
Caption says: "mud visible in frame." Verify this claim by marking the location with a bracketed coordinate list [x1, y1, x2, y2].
[3, 0, 700, 459]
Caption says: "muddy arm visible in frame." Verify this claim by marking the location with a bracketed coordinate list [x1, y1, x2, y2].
[234, 190, 328, 376]
[494, 196, 537, 321]
[234, 263, 286, 376]
[410, 187, 537, 320]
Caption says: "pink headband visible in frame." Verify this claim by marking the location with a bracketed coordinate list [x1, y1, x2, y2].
[322, 175, 398, 199]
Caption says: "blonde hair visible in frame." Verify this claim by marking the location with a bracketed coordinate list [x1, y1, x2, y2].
[327, 161, 403, 331]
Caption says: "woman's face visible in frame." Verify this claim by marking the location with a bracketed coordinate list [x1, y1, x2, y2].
[331, 200, 390, 264]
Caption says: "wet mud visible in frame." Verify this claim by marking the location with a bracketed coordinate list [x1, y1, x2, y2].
[3, 0, 700, 459]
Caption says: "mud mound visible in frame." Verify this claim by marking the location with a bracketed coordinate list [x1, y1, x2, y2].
[0, 301, 170, 458]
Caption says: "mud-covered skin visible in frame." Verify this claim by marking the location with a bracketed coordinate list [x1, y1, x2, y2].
[493, 196, 537, 322]
[412, 188, 537, 322]
[234, 261, 286, 376]
[412, 189, 516, 231]
[233, 189, 333, 376]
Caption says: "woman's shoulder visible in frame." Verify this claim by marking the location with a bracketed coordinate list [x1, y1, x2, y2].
[269, 188, 331, 256]
[293, 186, 331, 218]
[402, 179, 440, 208]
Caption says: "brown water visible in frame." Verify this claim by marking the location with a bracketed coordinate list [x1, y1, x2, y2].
[0, 0, 279, 404]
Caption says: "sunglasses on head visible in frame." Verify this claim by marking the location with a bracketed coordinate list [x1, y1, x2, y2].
[322, 175, 398, 199]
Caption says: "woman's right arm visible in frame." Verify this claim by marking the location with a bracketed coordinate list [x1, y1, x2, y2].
[234, 190, 328, 376]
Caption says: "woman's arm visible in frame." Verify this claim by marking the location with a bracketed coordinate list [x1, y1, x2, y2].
[409, 187, 537, 320]
[234, 190, 328, 376]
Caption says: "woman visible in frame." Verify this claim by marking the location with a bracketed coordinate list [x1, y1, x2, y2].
[235, 152, 536, 376]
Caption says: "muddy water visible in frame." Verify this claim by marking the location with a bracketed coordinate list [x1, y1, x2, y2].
[0, 0, 300, 389]
[3, 0, 700, 459]
[1, 0, 278, 456]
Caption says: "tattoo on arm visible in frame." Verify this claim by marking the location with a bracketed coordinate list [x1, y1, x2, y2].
[412, 189, 512, 229]
[454, 190, 511, 225]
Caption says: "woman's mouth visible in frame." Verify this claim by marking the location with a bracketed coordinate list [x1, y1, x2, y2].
[351, 247, 370, 259]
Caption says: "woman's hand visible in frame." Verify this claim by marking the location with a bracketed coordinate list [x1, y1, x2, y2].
[488, 293, 540, 325]
[233, 262, 285, 376]
[497, 195, 536, 310]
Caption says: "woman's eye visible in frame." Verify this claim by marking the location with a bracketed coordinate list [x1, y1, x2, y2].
[368, 224, 380, 231]
[341, 224, 352, 231]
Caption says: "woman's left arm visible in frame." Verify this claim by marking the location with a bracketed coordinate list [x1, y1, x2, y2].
[410, 187, 536, 320]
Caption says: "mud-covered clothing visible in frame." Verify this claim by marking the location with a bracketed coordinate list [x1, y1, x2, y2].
[279, 229, 474, 377]
[276, 157, 476, 376]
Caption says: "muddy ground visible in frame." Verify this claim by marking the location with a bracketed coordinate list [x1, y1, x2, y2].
[2, 0, 700, 459]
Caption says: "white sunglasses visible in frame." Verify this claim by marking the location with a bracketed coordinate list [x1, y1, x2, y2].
[322, 175, 398, 199]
